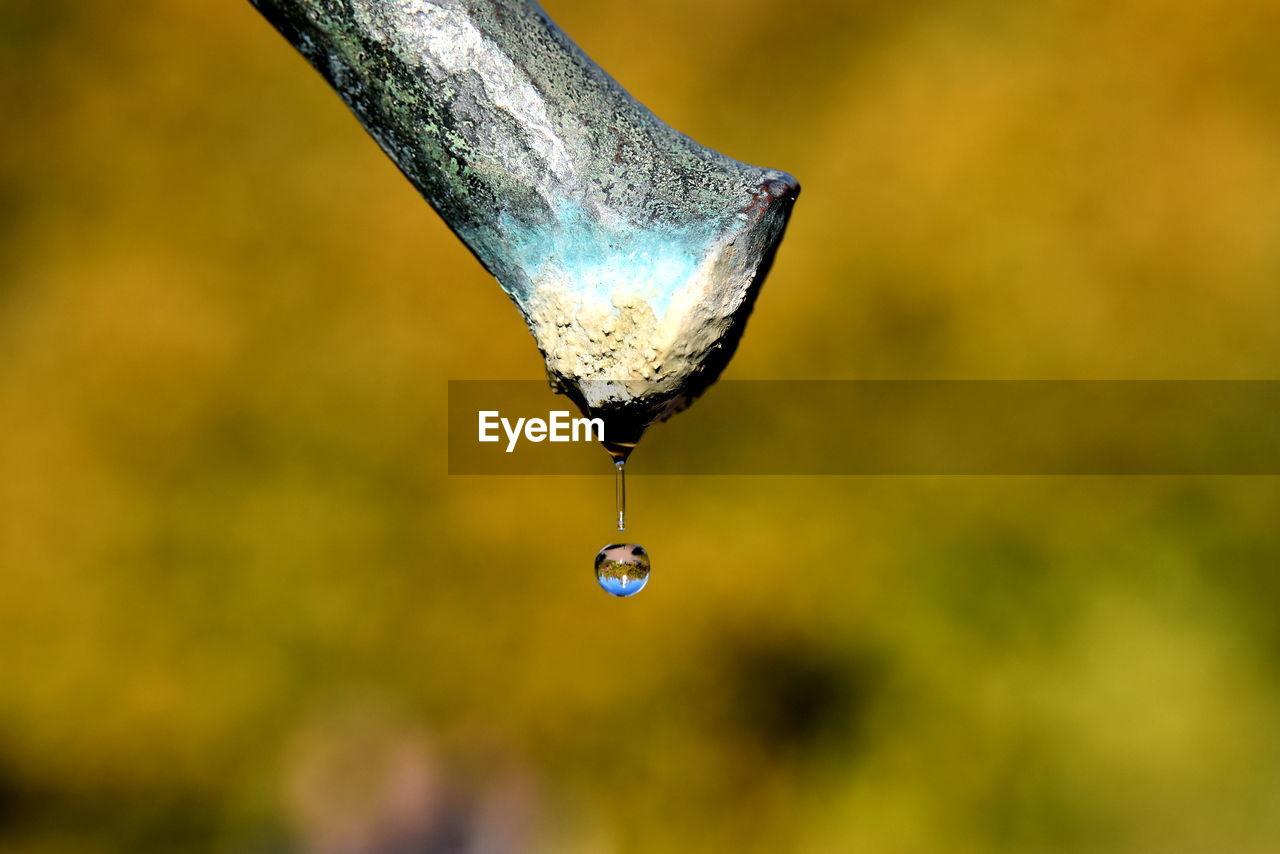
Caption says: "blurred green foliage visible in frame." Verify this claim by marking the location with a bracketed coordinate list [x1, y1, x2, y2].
[2, 0, 1280, 851]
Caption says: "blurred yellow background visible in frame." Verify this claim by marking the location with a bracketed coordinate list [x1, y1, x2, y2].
[2, 0, 1280, 851]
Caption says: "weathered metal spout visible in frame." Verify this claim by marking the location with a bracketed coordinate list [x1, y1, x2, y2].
[250, 0, 799, 454]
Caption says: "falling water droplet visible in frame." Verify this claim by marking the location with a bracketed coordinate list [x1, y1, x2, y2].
[595, 543, 650, 597]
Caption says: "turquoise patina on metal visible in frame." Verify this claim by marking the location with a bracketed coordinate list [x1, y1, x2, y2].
[251, 0, 799, 452]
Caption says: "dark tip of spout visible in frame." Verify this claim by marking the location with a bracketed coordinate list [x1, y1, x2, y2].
[551, 378, 671, 463]
[597, 408, 649, 463]
[603, 440, 637, 463]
